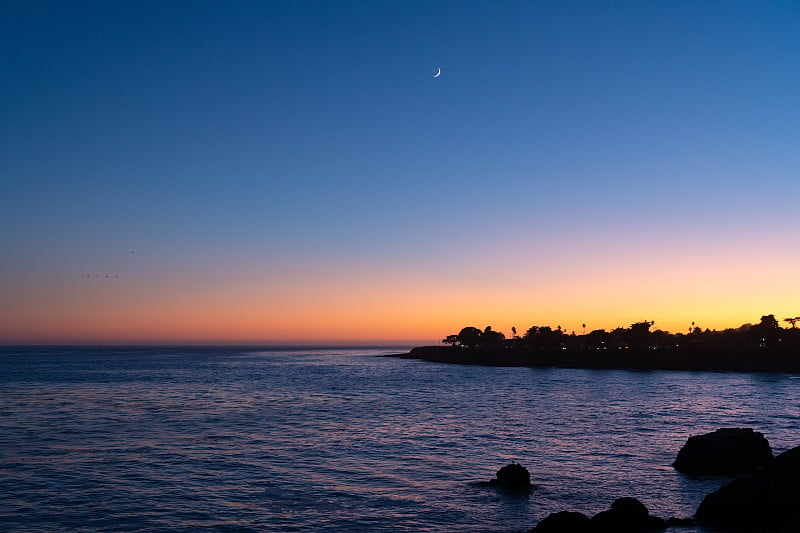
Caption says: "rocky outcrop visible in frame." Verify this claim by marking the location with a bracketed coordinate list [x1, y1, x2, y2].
[673, 427, 773, 475]
[695, 445, 800, 531]
[531, 498, 666, 532]
[488, 463, 532, 491]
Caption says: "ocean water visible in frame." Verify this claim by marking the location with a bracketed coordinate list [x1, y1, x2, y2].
[1, 346, 798, 532]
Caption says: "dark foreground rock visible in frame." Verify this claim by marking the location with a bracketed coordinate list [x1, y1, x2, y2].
[533, 510, 591, 532]
[665, 517, 696, 527]
[674, 427, 773, 475]
[532, 498, 666, 532]
[591, 497, 666, 532]
[488, 463, 532, 492]
[695, 445, 800, 531]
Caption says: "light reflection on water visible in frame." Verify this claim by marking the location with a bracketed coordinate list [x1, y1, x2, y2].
[1, 346, 799, 532]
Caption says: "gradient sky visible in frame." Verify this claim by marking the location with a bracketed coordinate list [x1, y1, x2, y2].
[2, 1, 799, 343]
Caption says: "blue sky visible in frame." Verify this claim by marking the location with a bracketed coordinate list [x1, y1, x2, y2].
[2, 1, 799, 342]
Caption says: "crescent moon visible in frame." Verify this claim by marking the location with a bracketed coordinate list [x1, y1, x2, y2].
[433, 68, 441, 78]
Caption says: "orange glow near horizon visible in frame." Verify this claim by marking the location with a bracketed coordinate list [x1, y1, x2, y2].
[2, 238, 799, 344]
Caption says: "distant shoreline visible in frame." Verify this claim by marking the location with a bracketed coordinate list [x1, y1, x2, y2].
[391, 345, 800, 374]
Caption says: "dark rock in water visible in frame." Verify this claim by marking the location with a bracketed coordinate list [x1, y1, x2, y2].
[590, 497, 666, 532]
[611, 497, 650, 520]
[488, 463, 532, 491]
[695, 445, 800, 531]
[532, 510, 591, 532]
[674, 427, 773, 475]
[533, 498, 666, 533]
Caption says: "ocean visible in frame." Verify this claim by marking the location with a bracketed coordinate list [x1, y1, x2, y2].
[1, 346, 798, 532]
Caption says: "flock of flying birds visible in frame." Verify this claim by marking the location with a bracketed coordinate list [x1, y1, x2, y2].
[78, 274, 119, 280]
[77, 250, 134, 281]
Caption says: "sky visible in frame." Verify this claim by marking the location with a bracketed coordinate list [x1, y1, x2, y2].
[2, 1, 799, 344]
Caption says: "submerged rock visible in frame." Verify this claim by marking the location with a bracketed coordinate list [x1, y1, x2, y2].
[488, 463, 532, 491]
[695, 445, 800, 531]
[674, 427, 773, 475]
[532, 510, 591, 532]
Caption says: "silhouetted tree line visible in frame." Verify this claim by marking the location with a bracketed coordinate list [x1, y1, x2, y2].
[441, 314, 800, 356]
